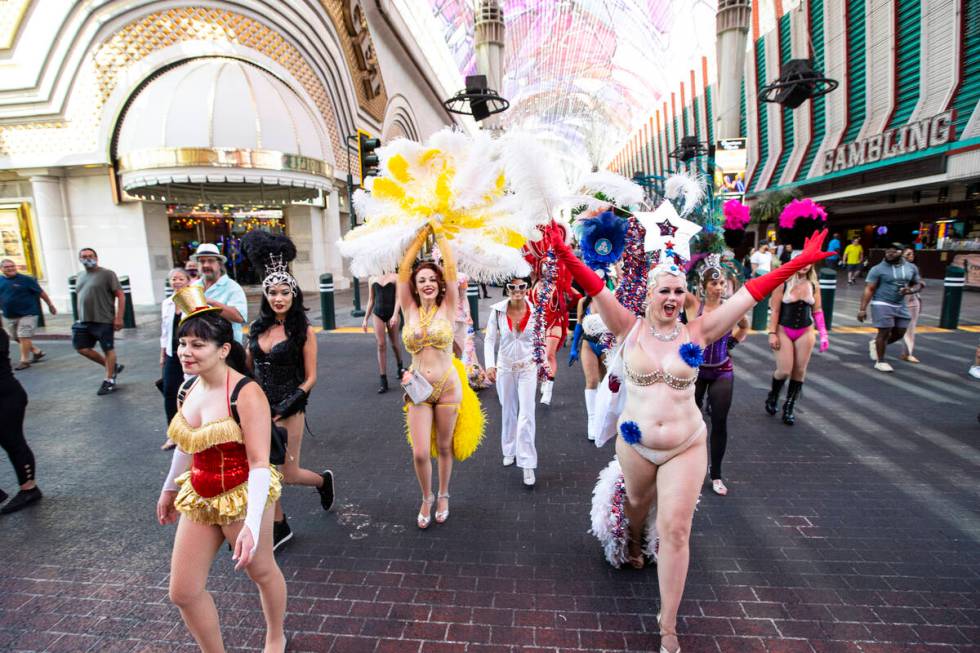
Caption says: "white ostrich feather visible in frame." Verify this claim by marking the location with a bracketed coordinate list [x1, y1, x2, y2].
[578, 170, 645, 209]
[664, 170, 706, 217]
[589, 457, 660, 568]
[498, 131, 568, 227]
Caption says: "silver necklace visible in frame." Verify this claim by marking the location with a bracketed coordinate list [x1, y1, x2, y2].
[650, 322, 681, 342]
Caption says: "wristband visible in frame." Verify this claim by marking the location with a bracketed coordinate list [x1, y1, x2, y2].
[243, 467, 271, 556]
[162, 447, 191, 492]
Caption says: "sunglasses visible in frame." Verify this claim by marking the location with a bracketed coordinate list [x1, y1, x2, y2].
[506, 283, 528, 292]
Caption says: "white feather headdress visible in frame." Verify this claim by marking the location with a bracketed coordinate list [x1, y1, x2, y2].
[664, 170, 707, 217]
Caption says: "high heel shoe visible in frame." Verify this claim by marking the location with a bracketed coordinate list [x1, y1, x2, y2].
[657, 612, 680, 653]
[417, 495, 435, 529]
[626, 537, 645, 569]
[434, 493, 450, 523]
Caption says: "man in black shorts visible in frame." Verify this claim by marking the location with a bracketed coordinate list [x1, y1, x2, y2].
[857, 242, 921, 373]
[72, 248, 126, 395]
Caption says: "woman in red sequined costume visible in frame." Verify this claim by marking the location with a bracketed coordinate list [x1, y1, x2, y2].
[156, 288, 286, 653]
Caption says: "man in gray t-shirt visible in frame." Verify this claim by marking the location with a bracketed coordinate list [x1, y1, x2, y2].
[857, 242, 922, 372]
[72, 248, 126, 395]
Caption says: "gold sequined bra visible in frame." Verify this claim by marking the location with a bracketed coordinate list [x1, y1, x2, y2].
[402, 304, 454, 354]
[623, 357, 698, 390]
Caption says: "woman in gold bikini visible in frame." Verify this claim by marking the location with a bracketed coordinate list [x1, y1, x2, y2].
[398, 222, 483, 529]
[553, 229, 832, 653]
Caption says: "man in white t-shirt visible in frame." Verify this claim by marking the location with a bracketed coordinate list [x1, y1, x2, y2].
[749, 243, 773, 276]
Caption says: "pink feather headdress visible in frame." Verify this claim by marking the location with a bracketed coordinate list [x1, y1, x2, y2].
[778, 198, 827, 229]
[722, 199, 751, 231]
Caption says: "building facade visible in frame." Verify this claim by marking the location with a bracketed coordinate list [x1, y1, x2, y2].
[743, 0, 980, 265]
[0, 0, 462, 307]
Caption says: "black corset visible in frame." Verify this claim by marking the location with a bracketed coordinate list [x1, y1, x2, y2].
[250, 339, 304, 405]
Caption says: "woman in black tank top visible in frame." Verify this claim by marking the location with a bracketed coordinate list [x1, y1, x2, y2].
[363, 273, 405, 393]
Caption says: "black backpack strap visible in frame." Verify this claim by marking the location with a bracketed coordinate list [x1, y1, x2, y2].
[228, 377, 253, 424]
[177, 376, 198, 409]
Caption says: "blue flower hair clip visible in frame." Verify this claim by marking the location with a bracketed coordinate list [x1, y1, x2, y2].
[679, 342, 704, 369]
[620, 420, 642, 444]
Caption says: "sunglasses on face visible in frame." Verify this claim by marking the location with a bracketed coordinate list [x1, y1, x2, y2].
[506, 283, 528, 292]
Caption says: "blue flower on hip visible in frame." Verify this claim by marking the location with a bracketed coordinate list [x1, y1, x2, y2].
[620, 420, 642, 444]
[679, 342, 704, 368]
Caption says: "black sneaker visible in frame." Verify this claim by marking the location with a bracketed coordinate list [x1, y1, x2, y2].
[0, 487, 42, 514]
[97, 380, 116, 396]
[273, 516, 293, 552]
[113, 363, 124, 379]
[0, 488, 7, 504]
[318, 470, 335, 511]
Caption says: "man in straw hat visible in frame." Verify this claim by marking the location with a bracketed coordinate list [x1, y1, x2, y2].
[190, 243, 248, 344]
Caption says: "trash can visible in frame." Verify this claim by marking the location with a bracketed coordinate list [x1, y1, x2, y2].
[68, 274, 79, 323]
[319, 273, 336, 331]
[119, 275, 136, 328]
[467, 284, 480, 331]
[818, 267, 837, 331]
[940, 265, 965, 330]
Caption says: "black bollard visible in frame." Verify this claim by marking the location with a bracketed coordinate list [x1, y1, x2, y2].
[119, 276, 136, 328]
[750, 273, 770, 332]
[319, 273, 336, 331]
[467, 284, 480, 331]
[818, 267, 837, 331]
[68, 274, 79, 323]
[940, 265, 965, 329]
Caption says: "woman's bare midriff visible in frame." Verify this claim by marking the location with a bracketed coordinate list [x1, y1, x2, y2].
[619, 383, 704, 450]
[410, 346, 460, 400]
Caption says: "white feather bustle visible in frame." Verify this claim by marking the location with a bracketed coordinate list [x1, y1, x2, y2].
[589, 458, 659, 568]
[664, 171, 706, 217]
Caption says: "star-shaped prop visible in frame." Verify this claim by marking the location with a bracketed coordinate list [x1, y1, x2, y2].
[635, 201, 702, 262]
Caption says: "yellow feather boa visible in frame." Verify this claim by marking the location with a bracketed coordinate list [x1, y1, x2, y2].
[404, 357, 485, 461]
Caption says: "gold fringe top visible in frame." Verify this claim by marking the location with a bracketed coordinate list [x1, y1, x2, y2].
[174, 467, 282, 526]
[167, 413, 243, 454]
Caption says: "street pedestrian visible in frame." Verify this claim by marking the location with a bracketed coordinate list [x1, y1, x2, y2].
[72, 248, 125, 395]
[0, 316, 42, 515]
[160, 267, 191, 450]
[242, 231, 333, 553]
[452, 273, 472, 358]
[969, 342, 980, 379]
[484, 276, 538, 488]
[778, 243, 793, 265]
[825, 232, 842, 269]
[764, 263, 829, 425]
[190, 243, 247, 344]
[857, 242, 922, 372]
[571, 295, 612, 441]
[157, 297, 286, 653]
[899, 247, 923, 364]
[749, 243, 773, 275]
[362, 273, 405, 394]
[694, 261, 749, 495]
[0, 259, 57, 370]
[398, 223, 484, 529]
[184, 259, 200, 282]
[564, 226, 832, 653]
[843, 237, 864, 284]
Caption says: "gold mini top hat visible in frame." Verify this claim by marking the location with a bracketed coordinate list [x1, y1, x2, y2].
[173, 285, 222, 324]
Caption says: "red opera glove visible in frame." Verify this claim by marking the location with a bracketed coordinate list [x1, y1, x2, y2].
[549, 230, 605, 297]
[745, 229, 835, 301]
[814, 311, 829, 352]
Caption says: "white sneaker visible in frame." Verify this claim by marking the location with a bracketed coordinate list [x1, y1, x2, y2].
[522, 468, 536, 487]
[969, 366, 980, 380]
[868, 339, 878, 361]
[502, 456, 515, 466]
[874, 361, 894, 373]
[540, 380, 553, 406]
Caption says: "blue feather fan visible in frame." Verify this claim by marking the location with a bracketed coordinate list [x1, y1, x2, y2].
[579, 211, 627, 271]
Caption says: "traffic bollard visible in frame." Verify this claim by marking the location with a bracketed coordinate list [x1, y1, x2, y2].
[319, 273, 336, 331]
[164, 278, 174, 298]
[467, 284, 480, 331]
[818, 267, 837, 331]
[940, 265, 965, 329]
[750, 274, 770, 332]
[119, 276, 136, 328]
[35, 297, 45, 328]
[68, 274, 79, 322]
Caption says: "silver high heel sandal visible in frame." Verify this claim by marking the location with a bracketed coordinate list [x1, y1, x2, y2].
[434, 493, 450, 523]
[657, 612, 680, 653]
[417, 494, 435, 529]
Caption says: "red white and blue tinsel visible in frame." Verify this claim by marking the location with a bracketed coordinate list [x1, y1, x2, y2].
[614, 215, 649, 318]
[590, 458, 659, 568]
[531, 250, 557, 382]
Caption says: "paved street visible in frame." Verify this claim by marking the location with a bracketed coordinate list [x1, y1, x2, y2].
[1, 318, 979, 653]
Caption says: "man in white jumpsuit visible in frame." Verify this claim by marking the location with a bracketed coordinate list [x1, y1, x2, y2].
[484, 279, 538, 487]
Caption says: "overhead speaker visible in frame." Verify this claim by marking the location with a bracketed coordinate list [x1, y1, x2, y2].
[758, 59, 838, 109]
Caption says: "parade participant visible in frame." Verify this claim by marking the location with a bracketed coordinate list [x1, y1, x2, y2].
[0, 316, 42, 514]
[764, 262, 829, 424]
[72, 248, 126, 395]
[899, 247, 923, 364]
[529, 268, 579, 406]
[570, 217, 832, 653]
[485, 276, 538, 487]
[362, 273, 405, 394]
[858, 242, 922, 372]
[695, 258, 748, 494]
[573, 296, 612, 441]
[398, 223, 484, 528]
[191, 243, 248, 344]
[156, 288, 286, 653]
[0, 258, 57, 370]
[242, 231, 333, 552]
[161, 267, 191, 450]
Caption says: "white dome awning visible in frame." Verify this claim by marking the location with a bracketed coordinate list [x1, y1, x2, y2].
[115, 57, 333, 204]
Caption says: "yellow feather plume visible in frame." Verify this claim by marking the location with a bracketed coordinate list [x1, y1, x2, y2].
[387, 154, 412, 183]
